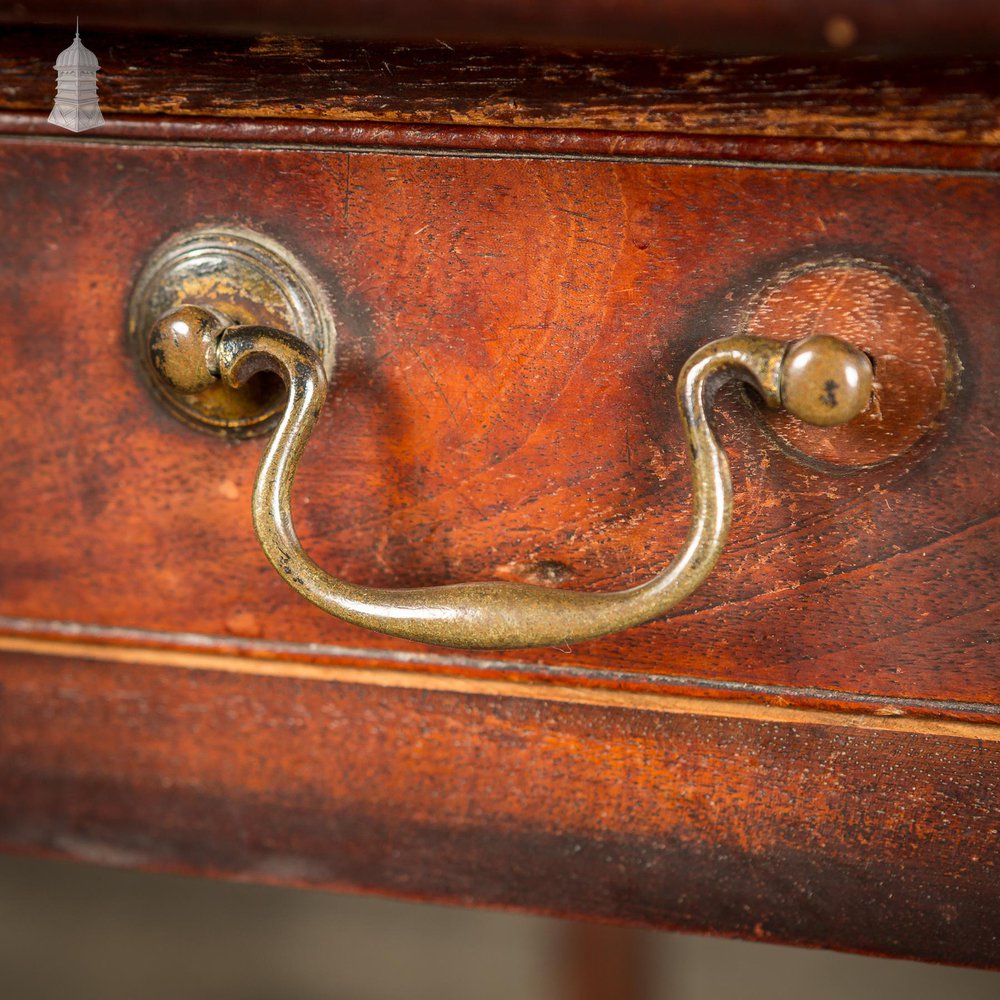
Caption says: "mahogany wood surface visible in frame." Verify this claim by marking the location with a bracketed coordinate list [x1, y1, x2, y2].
[0, 649, 996, 966]
[4, 111, 1000, 173]
[0, 56, 997, 964]
[0, 128, 996, 718]
[2, 31, 999, 146]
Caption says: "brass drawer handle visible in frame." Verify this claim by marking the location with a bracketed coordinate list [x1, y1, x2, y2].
[150, 307, 872, 649]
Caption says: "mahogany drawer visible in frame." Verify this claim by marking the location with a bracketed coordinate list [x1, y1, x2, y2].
[0, 120, 997, 964]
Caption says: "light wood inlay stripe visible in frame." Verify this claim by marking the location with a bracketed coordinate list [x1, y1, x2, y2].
[0, 634, 996, 742]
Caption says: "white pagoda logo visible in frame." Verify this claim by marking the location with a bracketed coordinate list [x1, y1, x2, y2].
[48, 20, 105, 133]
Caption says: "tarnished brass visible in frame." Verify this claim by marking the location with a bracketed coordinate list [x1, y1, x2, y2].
[149, 305, 227, 395]
[149, 304, 872, 649]
[780, 334, 874, 427]
[129, 227, 335, 437]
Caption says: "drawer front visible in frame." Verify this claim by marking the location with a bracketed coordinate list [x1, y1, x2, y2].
[0, 130, 997, 965]
[0, 136, 996, 714]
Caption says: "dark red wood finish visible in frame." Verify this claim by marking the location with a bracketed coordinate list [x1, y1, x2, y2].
[0, 131, 996, 715]
[0, 106, 996, 965]
[2, 31, 999, 146]
[0, 650, 996, 966]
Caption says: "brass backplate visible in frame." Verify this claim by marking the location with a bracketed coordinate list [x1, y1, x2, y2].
[128, 227, 336, 437]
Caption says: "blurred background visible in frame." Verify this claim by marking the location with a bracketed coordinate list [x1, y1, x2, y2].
[0, 853, 996, 999]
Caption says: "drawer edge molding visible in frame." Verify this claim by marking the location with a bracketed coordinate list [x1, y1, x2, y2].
[2, 112, 1000, 174]
[1, 647, 997, 966]
[0, 621, 996, 732]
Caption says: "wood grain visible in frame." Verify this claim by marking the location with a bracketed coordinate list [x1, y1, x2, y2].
[5, 112, 1000, 172]
[2, 28, 999, 964]
[2, 30, 999, 145]
[744, 261, 955, 468]
[2, 632, 997, 740]
[0, 133, 996, 719]
[0, 648, 996, 966]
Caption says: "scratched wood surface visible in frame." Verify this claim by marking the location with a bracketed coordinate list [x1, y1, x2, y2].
[0, 132, 996, 720]
[2, 30, 1000, 146]
[0, 650, 996, 965]
[1, 76, 999, 966]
